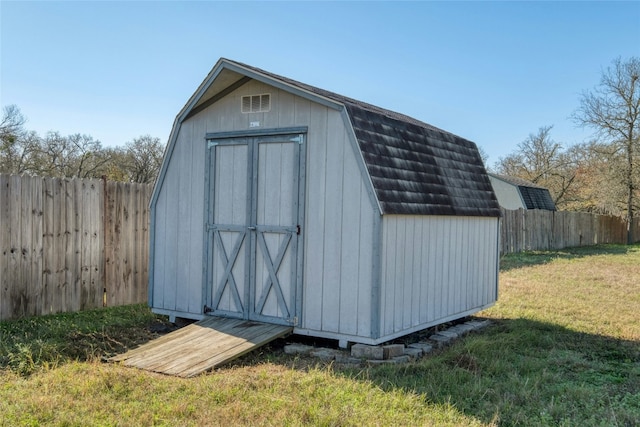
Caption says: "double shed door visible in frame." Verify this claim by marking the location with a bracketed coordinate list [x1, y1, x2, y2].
[205, 133, 304, 326]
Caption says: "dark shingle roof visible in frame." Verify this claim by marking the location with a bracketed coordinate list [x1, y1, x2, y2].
[223, 59, 501, 217]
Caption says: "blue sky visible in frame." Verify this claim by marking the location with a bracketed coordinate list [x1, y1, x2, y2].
[1, 1, 639, 168]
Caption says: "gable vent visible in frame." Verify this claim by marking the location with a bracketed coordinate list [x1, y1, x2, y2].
[241, 94, 271, 113]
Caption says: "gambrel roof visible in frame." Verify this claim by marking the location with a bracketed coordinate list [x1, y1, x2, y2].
[158, 58, 501, 217]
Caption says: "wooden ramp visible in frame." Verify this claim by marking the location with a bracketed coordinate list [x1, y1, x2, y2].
[110, 317, 292, 377]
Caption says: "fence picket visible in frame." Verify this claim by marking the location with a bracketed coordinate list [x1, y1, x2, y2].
[0, 175, 8, 320]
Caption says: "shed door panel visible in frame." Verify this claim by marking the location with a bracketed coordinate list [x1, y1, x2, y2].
[251, 139, 299, 323]
[209, 142, 250, 317]
[206, 134, 303, 326]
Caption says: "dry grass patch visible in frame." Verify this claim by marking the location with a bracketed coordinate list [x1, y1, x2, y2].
[492, 244, 640, 340]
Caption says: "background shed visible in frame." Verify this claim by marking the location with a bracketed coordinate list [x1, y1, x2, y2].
[149, 58, 501, 346]
[489, 173, 556, 211]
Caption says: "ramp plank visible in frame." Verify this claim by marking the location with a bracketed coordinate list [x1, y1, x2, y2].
[110, 317, 292, 377]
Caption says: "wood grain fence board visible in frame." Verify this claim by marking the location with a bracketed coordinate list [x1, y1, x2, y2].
[80, 180, 94, 309]
[104, 180, 115, 306]
[29, 176, 43, 317]
[41, 177, 54, 315]
[136, 184, 144, 304]
[116, 183, 130, 304]
[17, 175, 28, 316]
[80, 180, 87, 309]
[0, 175, 8, 320]
[93, 179, 103, 308]
[90, 179, 103, 309]
[105, 180, 119, 306]
[66, 179, 78, 312]
[136, 183, 150, 304]
[8, 175, 24, 316]
[55, 179, 67, 313]
[129, 183, 138, 305]
[116, 181, 126, 306]
[126, 182, 135, 306]
[121, 182, 131, 306]
[20, 175, 33, 316]
[141, 184, 149, 303]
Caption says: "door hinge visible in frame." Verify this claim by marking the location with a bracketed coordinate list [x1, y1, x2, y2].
[289, 316, 298, 325]
[290, 135, 303, 144]
[207, 141, 218, 149]
[296, 225, 301, 235]
[204, 305, 212, 314]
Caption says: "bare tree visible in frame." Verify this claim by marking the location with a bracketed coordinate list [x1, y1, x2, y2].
[0, 105, 26, 141]
[0, 105, 38, 174]
[33, 132, 111, 178]
[123, 135, 165, 184]
[495, 126, 578, 208]
[573, 57, 640, 244]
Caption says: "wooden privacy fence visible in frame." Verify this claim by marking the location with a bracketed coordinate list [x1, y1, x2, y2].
[501, 208, 640, 254]
[3, 173, 640, 320]
[0, 174, 153, 321]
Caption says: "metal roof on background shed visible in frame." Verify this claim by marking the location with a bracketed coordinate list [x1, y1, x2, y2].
[489, 174, 556, 211]
[518, 186, 556, 211]
[178, 59, 502, 217]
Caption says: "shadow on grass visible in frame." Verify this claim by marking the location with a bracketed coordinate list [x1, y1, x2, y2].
[224, 316, 640, 425]
[499, 243, 639, 271]
[332, 318, 640, 426]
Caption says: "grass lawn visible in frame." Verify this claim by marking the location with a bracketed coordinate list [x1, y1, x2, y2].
[1, 244, 639, 426]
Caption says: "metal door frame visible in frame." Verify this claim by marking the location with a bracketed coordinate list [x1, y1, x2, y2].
[203, 127, 306, 326]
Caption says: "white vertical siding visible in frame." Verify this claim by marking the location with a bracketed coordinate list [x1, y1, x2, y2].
[175, 120, 192, 313]
[151, 117, 206, 314]
[303, 106, 376, 337]
[151, 80, 378, 336]
[379, 215, 499, 338]
[320, 111, 344, 333]
[302, 105, 327, 331]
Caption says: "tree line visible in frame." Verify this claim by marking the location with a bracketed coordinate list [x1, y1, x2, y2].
[0, 105, 164, 184]
[492, 56, 639, 244]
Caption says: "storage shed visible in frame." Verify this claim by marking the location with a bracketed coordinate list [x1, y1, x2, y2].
[488, 173, 556, 211]
[149, 58, 502, 346]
